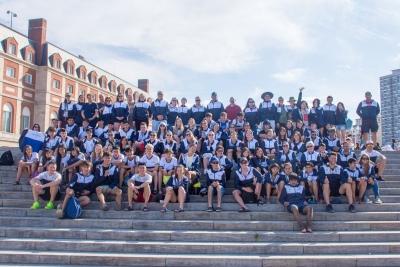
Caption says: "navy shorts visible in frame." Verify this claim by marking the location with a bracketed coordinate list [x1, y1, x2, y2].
[287, 204, 307, 213]
[212, 186, 225, 196]
[361, 120, 378, 134]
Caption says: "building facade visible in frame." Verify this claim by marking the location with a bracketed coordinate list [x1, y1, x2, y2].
[0, 18, 150, 146]
[380, 69, 400, 146]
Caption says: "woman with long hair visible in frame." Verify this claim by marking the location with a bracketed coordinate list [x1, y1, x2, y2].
[13, 145, 39, 185]
[194, 120, 210, 153]
[171, 117, 185, 144]
[157, 122, 167, 141]
[250, 147, 269, 175]
[243, 98, 259, 133]
[38, 148, 55, 173]
[243, 129, 259, 155]
[264, 163, 280, 204]
[276, 127, 291, 151]
[161, 165, 189, 212]
[357, 154, 382, 204]
[335, 102, 348, 143]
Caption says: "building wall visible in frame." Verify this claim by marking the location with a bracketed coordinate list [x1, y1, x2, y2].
[0, 20, 150, 147]
[380, 69, 400, 145]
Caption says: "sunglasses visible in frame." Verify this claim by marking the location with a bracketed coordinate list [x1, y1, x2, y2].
[211, 162, 219, 164]
[306, 146, 313, 148]
[196, 100, 200, 101]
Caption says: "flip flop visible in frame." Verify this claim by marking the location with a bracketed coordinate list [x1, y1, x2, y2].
[301, 229, 307, 233]
[160, 207, 167, 212]
[174, 207, 184, 213]
[12, 181, 21, 185]
[238, 207, 250, 212]
[124, 206, 133, 211]
[143, 207, 149, 212]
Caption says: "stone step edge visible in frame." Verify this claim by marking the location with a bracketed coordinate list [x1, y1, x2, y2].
[1, 250, 400, 267]
[2, 237, 400, 246]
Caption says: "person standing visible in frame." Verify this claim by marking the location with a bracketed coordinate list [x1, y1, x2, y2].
[133, 93, 151, 132]
[322, 96, 337, 129]
[58, 93, 76, 128]
[356, 91, 381, 150]
[81, 94, 98, 128]
[127, 93, 136, 129]
[226, 97, 242, 121]
[258, 92, 277, 130]
[151, 91, 168, 131]
[112, 93, 129, 132]
[190, 96, 206, 127]
[206, 92, 225, 121]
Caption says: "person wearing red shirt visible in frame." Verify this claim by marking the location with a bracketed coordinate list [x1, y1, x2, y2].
[226, 97, 242, 121]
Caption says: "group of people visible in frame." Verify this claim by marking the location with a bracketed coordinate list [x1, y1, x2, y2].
[15, 87, 386, 233]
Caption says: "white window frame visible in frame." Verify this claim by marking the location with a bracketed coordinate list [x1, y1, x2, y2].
[81, 71, 86, 80]
[55, 59, 60, 69]
[2, 103, 13, 133]
[6, 67, 15, 78]
[67, 85, 73, 94]
[8, 44, 16, 55]
[21, 107, 31, 130]
[92, 76, 97, 85]
[69, 65, 73, 75]
[53, 79, 60, 89]
[25, 73, 33, 84]
[79, 89, 85, 96]
[27, 52, 33, 62]
[92, 94, 96, 102]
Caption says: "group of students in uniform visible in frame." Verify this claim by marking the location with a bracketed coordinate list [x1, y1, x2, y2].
[15, 87, 387, 232]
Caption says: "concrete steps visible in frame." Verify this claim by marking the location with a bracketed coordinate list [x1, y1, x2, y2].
[1, 251, 400, 267]
[0, 149, 399, 266]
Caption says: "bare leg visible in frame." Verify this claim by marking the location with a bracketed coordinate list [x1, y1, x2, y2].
[232, 189, 248, 210]
[291, 205, 305, 232]
[177, 187, 186, 209]
[303, 206, 313, 232]
[358, 180, 367, 203]
[323, 184, 331, 205]
[208, 185, 213, 207]
[143, 185, 151, 207]
[216, 185, 222, 208]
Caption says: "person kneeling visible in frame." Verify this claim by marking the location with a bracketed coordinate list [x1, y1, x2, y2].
[125, 163, 152, 212]
[206, 157, 226, 212]
[280, 173, 313, 233]
[30, 161, 62, 210]
[161, 165, 189, 213]
[94, 152, 122, 211]
[56, 160, 95, 218]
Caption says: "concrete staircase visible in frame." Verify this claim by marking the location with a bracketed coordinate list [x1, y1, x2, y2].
[0, 147, 399, 266]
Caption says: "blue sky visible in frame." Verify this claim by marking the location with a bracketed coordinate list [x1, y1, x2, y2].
[1, 0, 400, 121]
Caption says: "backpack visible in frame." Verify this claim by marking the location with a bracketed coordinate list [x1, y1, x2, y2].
[0, 150, 14, 165]
[65, 196, 82, 219]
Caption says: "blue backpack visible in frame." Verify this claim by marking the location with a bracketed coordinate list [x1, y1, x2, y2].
[65, 196, 82, 219]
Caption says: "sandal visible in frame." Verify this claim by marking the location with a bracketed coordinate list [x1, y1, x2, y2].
[124, 206, 133, 211]
[143, 207, 149, 212]
[238, 207, 250, 212]
[160, 207, 167, 212]
[257, 198, 263, 206]
[174, 207, 184, 213]
[12, 181, 21, 185]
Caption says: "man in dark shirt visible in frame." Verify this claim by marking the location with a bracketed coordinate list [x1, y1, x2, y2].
[81, 94, 99, 128]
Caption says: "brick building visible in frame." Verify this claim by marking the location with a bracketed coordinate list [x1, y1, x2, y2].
[0, 18, 150, 146]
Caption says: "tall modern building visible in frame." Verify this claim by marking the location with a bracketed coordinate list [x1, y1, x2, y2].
[0, 18, 150, 146]
[380, 69, 400, 145]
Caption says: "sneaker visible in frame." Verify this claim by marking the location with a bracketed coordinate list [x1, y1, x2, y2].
[363, 198, 372, 204]
[215, 207, 222, 212]
[204, 169, 207, 174]
[376, 176, 386, 181]
[30, 201, 40, 210]
[56, 209, 64, 219]
[44, 202, 55, 210]
[57, 204, 62, 210]
[349, 204, 356, 213]
[309, 200, 317, 204]
[374, 197, 382, 204]
[207, 206, 213, 212]
[326, 204, 335, 213]
[374, 145, 382, 151]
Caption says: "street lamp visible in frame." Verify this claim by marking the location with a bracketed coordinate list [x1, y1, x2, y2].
[6, 10, 17, 29]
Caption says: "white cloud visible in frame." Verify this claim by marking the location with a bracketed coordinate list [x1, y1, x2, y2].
[272, 68, 306, 83]
[338, 65, 352, 69]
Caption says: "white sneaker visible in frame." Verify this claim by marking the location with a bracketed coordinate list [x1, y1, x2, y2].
[363, 197, 372, 204]
[374, 197, 382, 204]
[204, 169, 207, 174]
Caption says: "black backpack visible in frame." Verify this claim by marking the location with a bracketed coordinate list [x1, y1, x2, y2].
[0, 150, 14, 165]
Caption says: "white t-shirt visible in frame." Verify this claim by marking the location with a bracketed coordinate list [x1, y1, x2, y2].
[21, 152, 39, 163]
[159, 157, 178, 171]
[130, 173, 152, 184]
[139, 155, 160, 168]
[185, 155, 194, 169]
[36, 171, 61, 182]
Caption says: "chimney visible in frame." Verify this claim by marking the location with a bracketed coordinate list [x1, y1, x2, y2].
[138, 79, 149, 93]
[28, 18, 47, 66]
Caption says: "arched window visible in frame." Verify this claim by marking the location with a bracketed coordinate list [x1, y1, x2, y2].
[21, 107, 31, 130]
[2, 103, 13, 133]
